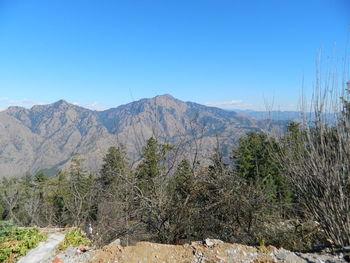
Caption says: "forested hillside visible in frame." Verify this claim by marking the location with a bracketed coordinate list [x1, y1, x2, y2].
[0, 95, 280, 178]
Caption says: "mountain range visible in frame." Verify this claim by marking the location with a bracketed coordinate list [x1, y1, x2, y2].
[0, 95, 284, 178]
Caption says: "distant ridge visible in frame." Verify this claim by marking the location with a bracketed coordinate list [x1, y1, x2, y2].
[234, 109, 337, 124]
[0, 95, 283, 177]
[233, 109, 304, 121]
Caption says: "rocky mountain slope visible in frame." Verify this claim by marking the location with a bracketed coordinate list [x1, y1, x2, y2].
[0, 95, 279, 178]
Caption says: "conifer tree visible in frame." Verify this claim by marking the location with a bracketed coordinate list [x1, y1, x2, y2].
[96, 145, 134, 245]
[232, 131, 291, 206]
[135, 137, 174, 241]
[60, 156, 96, 226]
[136, 137, 173, 195]
[100, 145, 129, 189]
[165, 159, 195, 243]
[168, 159, 193, 202]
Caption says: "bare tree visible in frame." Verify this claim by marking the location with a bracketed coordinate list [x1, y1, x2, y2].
[278, 56, 350, 247]
[60, 156, 97, 226]
[0, 177, 22, 224]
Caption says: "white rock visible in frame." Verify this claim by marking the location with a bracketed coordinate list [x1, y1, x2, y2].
[110, 238, 121, 246]
[204, 238, 224, 247]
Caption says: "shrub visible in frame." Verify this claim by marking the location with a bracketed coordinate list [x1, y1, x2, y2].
[58, 228, 91, 251]
[0, 221, 16, 237]
[277, 75, 350, 246]
[256, 220, 327, 251]
[0, 222, 46, 263]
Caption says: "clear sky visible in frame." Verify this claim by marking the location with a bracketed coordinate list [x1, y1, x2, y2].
[0, 0, 349, 111]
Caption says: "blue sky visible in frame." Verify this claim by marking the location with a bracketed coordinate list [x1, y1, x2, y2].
[0, 0, 349, 111]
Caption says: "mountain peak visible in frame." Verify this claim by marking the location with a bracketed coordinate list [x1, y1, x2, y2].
[53, 99, 70, 107]
[154, 94, 175, 100]
[6, 105, 27, 111]
[152, 94, 184, 104]
[27, 99, 77, 113]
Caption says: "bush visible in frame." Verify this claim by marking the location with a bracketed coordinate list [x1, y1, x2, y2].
[277, 77, 350, 247]
[0, 222, 46, 263]
[256, 220, 327, 251]
[0, 221, 16, 237]
[58, 228, 91, 251]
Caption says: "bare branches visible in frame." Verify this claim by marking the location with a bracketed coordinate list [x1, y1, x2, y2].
[277, 54, 350, 246]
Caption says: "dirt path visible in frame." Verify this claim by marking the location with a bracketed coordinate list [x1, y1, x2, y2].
[17, 230, 66, 263]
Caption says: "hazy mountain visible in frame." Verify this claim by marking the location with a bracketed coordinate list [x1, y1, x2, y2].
[234, 109, 338, 126]
[0, 95, 281, 178]
[232, 109, 304, 121]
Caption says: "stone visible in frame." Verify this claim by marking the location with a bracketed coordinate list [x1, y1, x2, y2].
[274, 249, 307, 263]
[110, 238, 121, 246]
[78, 245, 90, 253]
[267, 245, 278, 252]
[203, 238, 224, 247]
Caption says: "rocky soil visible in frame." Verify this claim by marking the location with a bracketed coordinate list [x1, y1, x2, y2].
[14, 228, 347, 263]
[49, 238, 348, 263]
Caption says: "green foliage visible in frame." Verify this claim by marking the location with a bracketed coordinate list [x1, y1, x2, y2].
[0, 222, 46, 263]
[134, 137, 176, 242]
[168, 159, 193, 202]
[0, 205, 4, 221]
[161, 159, 195, 243]
[0, 129, 339, 250]
[234, 132, 278, 182]
[0, 221, 16, 237]
[58, 156, 97, 226]
[34, 172, 48, 184]
[280, 113, 350, 246]
[100, 145, 129, 189]
[233, 131, 292, 207]
[58, 228, 91, 251]
[96, 145, 134, 246]
[0, 153, 108, 230]
[0, 177, 22, 224]
[136, 137, 173, 194]
[283, 122, 306, 160]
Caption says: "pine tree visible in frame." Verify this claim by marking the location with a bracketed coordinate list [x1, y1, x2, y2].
[165, 159, 195, 243]
[100, 145, 129, 189]
[168, 159, 193, 202]
[60, 156, 96, 226]
[232, 131, 291, 205]
[136, 137, 173, 195]
[135, 137, 174, 242]
[96, 145, 134, 245]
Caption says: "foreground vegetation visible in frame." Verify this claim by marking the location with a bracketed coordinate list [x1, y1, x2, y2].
[0, 133, 298, 248]
[1, 85, 350, 251]
[57, 228, 91, 252]
[0, 221, 46, 263]
[0, 130, 326, 250]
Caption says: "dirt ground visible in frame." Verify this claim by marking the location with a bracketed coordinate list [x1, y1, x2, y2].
[48, 235, 347, 263]
[86, 239, 349, 263]
[88, 241, 278, 263]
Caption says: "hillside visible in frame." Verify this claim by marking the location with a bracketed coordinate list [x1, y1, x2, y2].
[0, 95, 279, 177]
